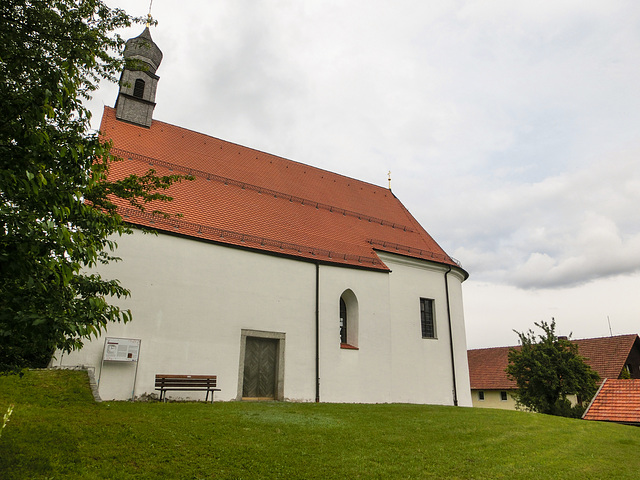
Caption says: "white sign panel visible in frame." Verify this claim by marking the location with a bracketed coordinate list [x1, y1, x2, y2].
[103, 337, 141, 362]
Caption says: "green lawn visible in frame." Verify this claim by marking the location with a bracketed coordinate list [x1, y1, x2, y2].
[1, 370, 638, 479]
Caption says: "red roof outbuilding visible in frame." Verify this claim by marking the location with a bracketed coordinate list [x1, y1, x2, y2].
[583, 379, 640, 425]
[468, 334, 640, 390]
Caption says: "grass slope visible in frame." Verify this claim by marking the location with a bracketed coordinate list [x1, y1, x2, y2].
[1, 370, 639, 479]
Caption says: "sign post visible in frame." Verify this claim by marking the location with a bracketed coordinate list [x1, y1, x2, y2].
[98, 337, 142, 401]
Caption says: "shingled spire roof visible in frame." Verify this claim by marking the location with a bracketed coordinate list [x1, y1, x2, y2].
[123, 26, 163, 73]
[100, 106, 464, 273]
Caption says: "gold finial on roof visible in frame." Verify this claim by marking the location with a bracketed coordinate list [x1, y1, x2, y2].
[146, 0, 154, 27]
[388, 170, 392, 190]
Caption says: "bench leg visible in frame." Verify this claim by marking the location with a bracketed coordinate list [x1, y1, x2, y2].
[157, 387, 216, 403]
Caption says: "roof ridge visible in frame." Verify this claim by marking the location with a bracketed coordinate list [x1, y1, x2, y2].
[573, 334, 639, 341]
[471, 334, 640, 351]
[469, 345, 517, 352]
[110, 147, 417, 233]
[104, 106, 393, 191]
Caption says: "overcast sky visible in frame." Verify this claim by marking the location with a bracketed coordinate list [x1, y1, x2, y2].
[91, 1, 640, 348]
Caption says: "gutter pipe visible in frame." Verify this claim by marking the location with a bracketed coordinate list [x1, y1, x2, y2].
[315, 262, 320, 402]
[444, 265, 459, 406]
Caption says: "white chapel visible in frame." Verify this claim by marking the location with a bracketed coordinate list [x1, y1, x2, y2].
[58, 27, 472, 406]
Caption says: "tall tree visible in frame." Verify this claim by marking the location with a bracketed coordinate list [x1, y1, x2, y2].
[0, 0, 188, 372]
[506, 319, 600, 417]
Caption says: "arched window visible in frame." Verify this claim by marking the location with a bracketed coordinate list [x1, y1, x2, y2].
[339, 290, 359, 349]
[133, 78, 145, 98]
[339, 298, 348, 344]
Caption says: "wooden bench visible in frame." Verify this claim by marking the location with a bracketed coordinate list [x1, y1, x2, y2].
[155, 374, 220, 403]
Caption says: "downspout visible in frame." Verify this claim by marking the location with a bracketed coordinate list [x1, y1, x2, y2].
[444, 265, 459, 406]
[315, 262, 320, 403]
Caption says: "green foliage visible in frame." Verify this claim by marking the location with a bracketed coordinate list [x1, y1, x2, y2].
[2, 370, 640, 479]
[0, 1, 189, 373]
[506, 319, 600, 417]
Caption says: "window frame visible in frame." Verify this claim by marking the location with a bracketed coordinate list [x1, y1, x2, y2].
[500, 391, 508, 401]
[419, 297, 436, 339]
[478, 391, 485, 401]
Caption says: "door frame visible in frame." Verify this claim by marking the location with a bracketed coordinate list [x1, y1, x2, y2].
[237, 329, 286, 401]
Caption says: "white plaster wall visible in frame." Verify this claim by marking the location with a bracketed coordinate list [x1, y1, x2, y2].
[58, 231, 471, 405]
[317, 252, 471, 405]
[317, 264, 393, 403]
[377, 252, 472, 406]
[58, 230, 317, 401]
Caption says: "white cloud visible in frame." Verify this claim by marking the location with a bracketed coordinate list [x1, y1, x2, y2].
[511, 213, 640, 288]
[439, 149, 640, 288]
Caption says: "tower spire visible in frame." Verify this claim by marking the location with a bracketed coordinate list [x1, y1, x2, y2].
[114, 24, 163, 127]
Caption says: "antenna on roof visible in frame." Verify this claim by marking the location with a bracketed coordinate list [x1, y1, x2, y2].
[388, 170, 392, 190]
[146, 0, 154, 27]
[607, 316, 613, 337]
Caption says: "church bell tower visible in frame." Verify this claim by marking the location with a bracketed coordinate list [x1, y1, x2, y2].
[115, 27, 163, 127]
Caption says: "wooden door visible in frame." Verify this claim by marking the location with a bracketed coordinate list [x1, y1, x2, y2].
[242, 337, 278, 399]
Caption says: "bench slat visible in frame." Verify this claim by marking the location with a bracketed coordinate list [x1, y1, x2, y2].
[157, 384, 217, 389]
[157, 387, 222, 391]
[155, 374, 220, 403]
[156, 379, 217, 384]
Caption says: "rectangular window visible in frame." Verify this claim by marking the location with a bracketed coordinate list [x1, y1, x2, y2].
[500, 391, 508, 401]
[420, 298, 436, 338]
[478, 391, 485, 401]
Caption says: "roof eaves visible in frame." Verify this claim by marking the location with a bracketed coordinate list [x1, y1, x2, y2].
[121, 207, 391, 272]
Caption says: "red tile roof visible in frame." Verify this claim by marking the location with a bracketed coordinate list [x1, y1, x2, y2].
[583, 379, 640, 424]
[572, 335, 640, 381]
[467, 346, 516, 390]
[468, 334, 640, 390]
[100, 107, 462, 272]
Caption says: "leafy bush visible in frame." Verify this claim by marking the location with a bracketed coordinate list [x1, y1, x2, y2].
[507, 319, 600, 417]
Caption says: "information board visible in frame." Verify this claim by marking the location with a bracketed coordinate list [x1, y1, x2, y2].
[103, 337, 141, 362]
